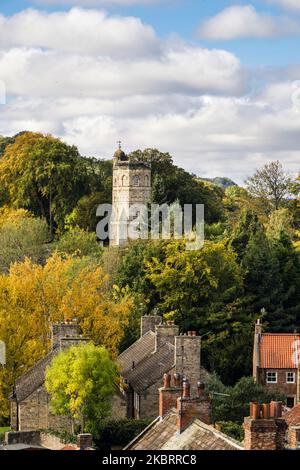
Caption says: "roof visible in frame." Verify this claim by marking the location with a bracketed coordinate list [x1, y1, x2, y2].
[284, 404, 300, 426]
[11, 349, 58, 402]
[117, 330, 156, 375]
[259, 333, 300, 369]
[124, 342, 175, 392]
[126, 410, 243, 451]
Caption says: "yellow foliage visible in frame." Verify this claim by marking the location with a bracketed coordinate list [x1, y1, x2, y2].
[0, 206, 32, 228]
[0, 253, 132, 419]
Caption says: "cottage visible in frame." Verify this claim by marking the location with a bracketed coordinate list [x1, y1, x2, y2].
[253, 319, 300, 407]
[9, 322, 88, 432]
[114, 316, 209, 420]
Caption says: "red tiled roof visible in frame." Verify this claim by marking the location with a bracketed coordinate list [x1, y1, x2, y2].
[259, 333, 300, 369]
[284, 404, 300, 426]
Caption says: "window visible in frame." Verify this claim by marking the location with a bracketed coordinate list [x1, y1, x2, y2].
[145, 175, 150, 186]
[133, 391, 140, 418]
[133, 175, 140, 186]
[266, 371, 277, 383]
[287, 396, 295, 408]
[122, 175, 126, 186]
[286, 372, 295, 383]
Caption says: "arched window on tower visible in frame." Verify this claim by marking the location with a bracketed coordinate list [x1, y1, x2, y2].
[122, 175, 126, 186]
[133, 175, 140, 186]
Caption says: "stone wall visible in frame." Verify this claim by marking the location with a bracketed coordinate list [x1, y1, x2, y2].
[110, 389, 128, 420]
[17, 386, 72, 432]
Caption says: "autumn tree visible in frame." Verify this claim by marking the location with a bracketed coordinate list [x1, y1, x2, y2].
[0, 132, 88, 235]
[0, 253, 132, 421]
[245, 161, 293, 212]
[45, 343, 117, 433]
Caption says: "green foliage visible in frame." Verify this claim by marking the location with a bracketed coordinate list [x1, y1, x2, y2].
[94, 419, 152, 449]
[0, 426, 9, 443]
[0, 215, 51, 273]
[207, 375, 285, 424]
[54, 227, 103, 260]
[45, 343, 118, 432]
[41, 428, 77, 444]
[215, 422, 244, 442]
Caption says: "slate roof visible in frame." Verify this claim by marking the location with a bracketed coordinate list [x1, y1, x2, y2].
[284, 403, 300, 426]
[126, 410, 243, 451]
[11, 350, 58, 402]
[117, 330, 155, 375]
[124, 342, 175, 393]
[259, 333, 300, 369]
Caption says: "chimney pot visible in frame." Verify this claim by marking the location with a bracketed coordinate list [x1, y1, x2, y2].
[77, 433, 93, 450]
[163, 373, 171, 388]
[167, 320, 175, 326]
[182, 381, 190, 398]
[270, 401, 282, 418]
[262, 403, 270, 419]
[197, 381, 205, 397]
[187, 331, 193, 337]
[250, 402, 260, 419]
[192, 331, 197, 336]
[174, 373, 181, 387]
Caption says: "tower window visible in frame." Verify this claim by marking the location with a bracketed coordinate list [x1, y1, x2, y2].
[122, 175, 126, 186]
[133, 175, 140, 186]
[145, 175, 149, 186]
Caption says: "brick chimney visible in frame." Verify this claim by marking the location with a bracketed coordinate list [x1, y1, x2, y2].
[155, 321, 179, 350]
[77, 433, 93, 450]
[159, 373, 183, 418]
[175, 332, 201, 394]
[51, 321, 89, 350]
[288, 426, 300, 449]
[141, 315, 162, 337]
[176, 380, 211, 433]
[51, 322, 80, 350]
[243, 401, 287, 450]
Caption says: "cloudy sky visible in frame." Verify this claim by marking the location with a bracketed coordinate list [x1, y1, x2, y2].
[0, 1, 300, 183]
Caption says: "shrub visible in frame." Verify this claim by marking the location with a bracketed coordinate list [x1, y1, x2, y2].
[94, 419, 151, 450]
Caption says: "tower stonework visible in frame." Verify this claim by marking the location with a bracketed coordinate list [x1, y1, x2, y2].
[110, 148, 151, 246]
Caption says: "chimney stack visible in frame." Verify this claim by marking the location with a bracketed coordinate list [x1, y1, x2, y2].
[141, 315, 162, 337]
[159, 373, 183, 418]
[51, 322, 80, 350]
[175, 332, 201, 395]
[176, 380, 211, 433]
[288, 426, 300, 449]
[155, 322, 179, 351]
[243, 402, 287, 450]
[77, 433, 93, 450]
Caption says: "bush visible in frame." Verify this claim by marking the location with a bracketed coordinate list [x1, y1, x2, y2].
[94, 419, 151, 450]
[215, 421, 244, 442]
[0, 427, 9, 443]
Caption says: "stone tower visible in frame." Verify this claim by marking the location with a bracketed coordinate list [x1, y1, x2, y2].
[110, 146, 151, 246]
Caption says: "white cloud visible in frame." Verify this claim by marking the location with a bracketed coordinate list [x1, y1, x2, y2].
[0, 8, 299, 183]
[266, 0, 300, 12]
[0, 8, 159, 58]
[197, 5, 299, 40]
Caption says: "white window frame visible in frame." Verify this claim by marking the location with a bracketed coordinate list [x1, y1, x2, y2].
[266, 371, 277, 383]
[134, 391, 140, 413]
[286, 372, 295, 383]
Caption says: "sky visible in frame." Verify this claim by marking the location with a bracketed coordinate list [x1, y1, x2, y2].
[0, 0, 300, 183]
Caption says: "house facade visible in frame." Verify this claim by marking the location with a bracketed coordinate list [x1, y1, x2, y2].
[253, 319, 300, 407]
[10, 322, 88, 432]
[114, 315, 209, 421]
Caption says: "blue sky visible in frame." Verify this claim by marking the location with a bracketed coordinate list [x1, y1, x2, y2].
[0, 1, 299, 182]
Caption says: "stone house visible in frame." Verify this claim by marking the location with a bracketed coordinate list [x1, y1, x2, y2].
[10, 322, 88, 432]
[252, 319, 300, 407]
[114, 315, 209, 420]
[126, 372, 299, 451]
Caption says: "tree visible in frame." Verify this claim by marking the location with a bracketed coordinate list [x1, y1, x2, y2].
[0, 132, 88, 235]
[45, 343, 117, 433]
[206, 375, 284, 424]
[54, 226, 103, 260]
[0, 253, 132, 421]
[245, 161, 293, 212]
[0, 211, 51, 273]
